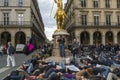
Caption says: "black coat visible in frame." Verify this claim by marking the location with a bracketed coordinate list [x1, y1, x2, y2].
[8, 45, 15, 55]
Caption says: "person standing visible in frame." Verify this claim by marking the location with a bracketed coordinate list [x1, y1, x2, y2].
[57, 36, 65, 57]
[0, 44, 3, 57]
[6, 42, 16, 67]
[72, 39, 79, 64]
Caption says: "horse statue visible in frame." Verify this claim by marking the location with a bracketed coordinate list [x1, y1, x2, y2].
[54, 0, 67, 30]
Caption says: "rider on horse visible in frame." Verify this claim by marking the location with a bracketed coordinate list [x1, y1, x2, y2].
[54, 0, 67, 30]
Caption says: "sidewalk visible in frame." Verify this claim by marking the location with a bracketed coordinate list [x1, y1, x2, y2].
[0, 49, 39, 79]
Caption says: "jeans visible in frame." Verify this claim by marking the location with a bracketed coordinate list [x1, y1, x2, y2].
[100, 66, 111, 78]
[59, 62, 66, 69]
[0, 52, 3, 56]
[64, 77, 75, 80]
[48, 72, 58, 80]
[73, 54, 77, 61]
[27, 63, 33, 74]
[10, 76, 21, 80]
[44, 68, 54, 78]
[99, 56, 113, 66]
[3, 76, 21, 80]
[59, 44, 65, 57]
[73, 51, 78, 66]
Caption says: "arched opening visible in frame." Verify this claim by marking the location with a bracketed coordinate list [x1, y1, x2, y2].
[117, 32, 120, 44]
[15, 31, 26, 45]
[80, 31, 90, 44]
[1, 31, 11, 45]
[105, 31, 113, 44]
[93, 31, 102, 45]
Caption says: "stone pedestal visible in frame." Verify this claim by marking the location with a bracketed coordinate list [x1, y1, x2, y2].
[45, 29, 71, 63]
[52, 29, 69, 57]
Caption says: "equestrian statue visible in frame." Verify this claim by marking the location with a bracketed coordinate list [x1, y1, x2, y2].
[54, 0, 67, 30]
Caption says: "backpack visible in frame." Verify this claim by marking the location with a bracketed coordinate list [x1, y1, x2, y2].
[9, 70, 21, 80]
[10, 70, 19, 76]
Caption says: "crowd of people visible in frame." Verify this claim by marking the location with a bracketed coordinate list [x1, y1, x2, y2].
[75, 44, 120, 80]
[2, 40, 120, 80]
[39, 43, 53, 57]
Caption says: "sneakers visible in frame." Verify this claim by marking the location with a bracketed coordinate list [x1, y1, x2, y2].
[12, 66, 16, 68]
[6, 65, 16, 67]
[6, 65, 10, 67]
[6, 65, 10, 68]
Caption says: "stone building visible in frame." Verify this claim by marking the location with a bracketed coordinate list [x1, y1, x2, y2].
[64, 0, 120, 45]
[0, 0, 46, 47]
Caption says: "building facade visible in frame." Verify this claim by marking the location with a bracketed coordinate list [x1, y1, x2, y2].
[0, 0, 46, 47]
[64, 0, 120, 45]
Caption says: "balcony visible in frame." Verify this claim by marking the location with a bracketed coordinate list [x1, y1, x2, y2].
[77, 22, 120, 28]
[0, 21, 32, 28]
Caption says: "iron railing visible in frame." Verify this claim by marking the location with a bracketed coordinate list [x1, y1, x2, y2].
[0, 21, 32, 27]
[77, 22, 120, 28]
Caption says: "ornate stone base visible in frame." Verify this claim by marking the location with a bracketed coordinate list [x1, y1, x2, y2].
[52, 48, 60, 57]
[52, 29, 70, 57]
[45, 29, 71, 63]
[52, 48, 71, 57]
[53, 29, 69, 36]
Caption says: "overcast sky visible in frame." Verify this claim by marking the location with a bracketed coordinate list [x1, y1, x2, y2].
[38, 0, 67, 40]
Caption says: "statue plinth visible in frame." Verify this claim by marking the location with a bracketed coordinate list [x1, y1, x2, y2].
[53, 29, 69, 36]
[45, 0, 71, 62]
[45, 29, 71, 62]
[52, 29, 70, 57]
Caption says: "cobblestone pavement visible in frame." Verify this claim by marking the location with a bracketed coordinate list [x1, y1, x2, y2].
[0, 50, 39, 79]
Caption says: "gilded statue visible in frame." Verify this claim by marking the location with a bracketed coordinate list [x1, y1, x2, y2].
[54, 0, 67, 30]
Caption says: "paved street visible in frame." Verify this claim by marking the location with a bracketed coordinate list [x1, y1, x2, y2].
[0, 50, 38, 79]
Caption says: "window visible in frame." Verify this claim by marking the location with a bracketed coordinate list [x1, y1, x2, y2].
[118, 16, 120, 25]
[117, 0, 120, 8]
[106, 15, 111, 25]
[3, 13, 9, 25]
[81, 15, 87, 25]
[17, 14, 24, 25]
[18, 0, 23, 6]
[105, 0, 110, 8]
[93, 0, 98, 8]
[94, 15, 99, 25]
[81, 0, 86, 7]
[4, 0, 9, 6]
